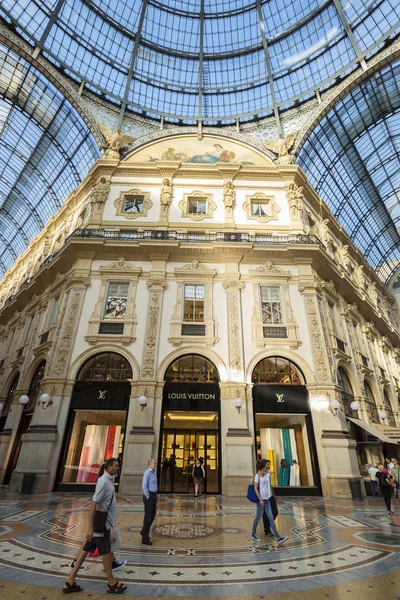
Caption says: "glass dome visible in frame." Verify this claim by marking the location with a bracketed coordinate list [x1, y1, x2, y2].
[1, 0, 398, 123]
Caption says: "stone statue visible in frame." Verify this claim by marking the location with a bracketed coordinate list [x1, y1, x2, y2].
[264, 132, 298, 165]
[160, 178, 172, 217]
[320, 219, 331, 247]
[99, 124, 135, 160]
[223, 180, 235, 214]
[286, 183, 304, 219]
[91, 177, 110, 206]
[370, 282, 378, 305]
[339, 244, 349, 269]
[355, 265, 365, 289]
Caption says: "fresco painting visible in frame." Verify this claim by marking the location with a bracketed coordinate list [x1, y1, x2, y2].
[127, 136, 271, 166]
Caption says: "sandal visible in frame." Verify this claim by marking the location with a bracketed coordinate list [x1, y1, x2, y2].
[62, 581, 83, 594]
[107, 581, 127, 594]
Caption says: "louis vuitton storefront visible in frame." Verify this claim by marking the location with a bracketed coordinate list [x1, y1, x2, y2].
[252, 357, 321, 496]
[56, 353, 132, 491]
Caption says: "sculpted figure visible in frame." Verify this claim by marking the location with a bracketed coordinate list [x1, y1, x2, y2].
[99, 125, 135, 159]
[355, 265, 365, 289]
[339, 244, 349, 269]
[264, 132, 298, 165]
[160, 178, 172, 216]
[91, 177, 110, 206]
[320, 219, 331, 247]
[223, 180, 235, 213]
[286, 183, 304, 219]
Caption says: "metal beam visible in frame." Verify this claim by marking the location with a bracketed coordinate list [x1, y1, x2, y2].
[33, 0, 66, 57]
[332, 0, 367, 71]
[256, 0, 282, 135]
[198, 0, 205, 123]
[117, 0, 149, 129]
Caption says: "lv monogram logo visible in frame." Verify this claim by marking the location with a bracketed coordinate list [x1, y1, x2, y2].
[98, 390, 107, 400]
[276, 394, 284, 403]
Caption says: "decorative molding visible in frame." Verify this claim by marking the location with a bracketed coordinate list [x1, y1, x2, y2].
[142, 291, 163, 378]
[305, 295, 330, 382]
[317, 296, 336, 381]
[175, 261, 217, 278]
[249, 261, 290, 277]
[114, 188, 152, 219]
[243, 192, 280, 223]
[227, 294, 243, 379]
[53, 291, 83, 377]
[178, 190, 216, 221]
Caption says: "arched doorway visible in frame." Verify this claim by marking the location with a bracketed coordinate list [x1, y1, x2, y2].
[0, 373, 19, 432]
[57, 352, 132, 491]
[4, 362, 45, 485]
[252, 356, 321, 495]
[159, 354, 221, 494]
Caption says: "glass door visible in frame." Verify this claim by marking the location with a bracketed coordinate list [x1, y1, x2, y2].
[159, 423, 220, 494]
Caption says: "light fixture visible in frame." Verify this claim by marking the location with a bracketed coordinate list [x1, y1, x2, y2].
[378, 410, 387, 420]
[328, 399, 341, 415]
[38, 393, 53, 410]
[350, 401, 360, 411]
[138, 395, 147, 412]
[19, 394, 29, 406]
[235, 397, 243, 414]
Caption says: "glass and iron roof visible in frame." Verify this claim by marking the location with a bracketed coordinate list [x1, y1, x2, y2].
[297, 57, 400, 284]
[0, 42, 99, 276]
[1, 0, 399, 123]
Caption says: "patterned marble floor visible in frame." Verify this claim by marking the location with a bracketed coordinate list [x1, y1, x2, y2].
[0, 488, 399, 599]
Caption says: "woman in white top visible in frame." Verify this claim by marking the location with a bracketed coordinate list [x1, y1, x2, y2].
[251, 459, 287, 543]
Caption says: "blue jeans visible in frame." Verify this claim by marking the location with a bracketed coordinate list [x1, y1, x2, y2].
[252, 498, 280, 539]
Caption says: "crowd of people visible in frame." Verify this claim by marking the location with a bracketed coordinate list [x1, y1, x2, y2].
[367, 456, 399, 516]
[61, 454, 398, 594]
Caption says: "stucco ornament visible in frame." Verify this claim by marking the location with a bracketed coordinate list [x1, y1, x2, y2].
[320, 219, 331, 247]
[160, 178, 172, 219]
[339, 244, 349, 269]
[91, 177, 110, 205]
[223, 180, 235, 210]
[99, 124, 135, 159]
[355, 265, 365, 289]
[263, 132, 298, 165]
[286, 183, 304, 220]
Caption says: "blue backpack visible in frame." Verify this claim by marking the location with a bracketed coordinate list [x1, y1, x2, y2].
[247, 482, 259, 503]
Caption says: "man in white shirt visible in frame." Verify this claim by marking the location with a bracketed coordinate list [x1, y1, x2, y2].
[367, 464, 379, 498]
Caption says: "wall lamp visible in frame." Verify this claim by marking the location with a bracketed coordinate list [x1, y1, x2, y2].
[37, 393, 54, 410]
[19, 394, 29, 407]
[235, 397, 243, 414]
[328, 399, 341, 416]
[378, 410, 387, 421]
[350, 401, 360, 412]
[138, 395, 147, 412]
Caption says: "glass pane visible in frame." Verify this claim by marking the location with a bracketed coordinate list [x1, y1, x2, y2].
[61, 410, 126, 483]
[255, 413, 314, 487]
[183, 298, 195, 321]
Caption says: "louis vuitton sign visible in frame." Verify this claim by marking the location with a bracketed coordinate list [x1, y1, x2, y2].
[252, 385, 309, 414]
[163, 383, 220, 411]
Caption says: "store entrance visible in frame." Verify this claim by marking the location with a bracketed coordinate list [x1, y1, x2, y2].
[160, 354, 221, 495]
[160, 412, 219, 494]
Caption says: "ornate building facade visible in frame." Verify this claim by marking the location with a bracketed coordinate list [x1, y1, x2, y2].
[0, 134, 399, 498]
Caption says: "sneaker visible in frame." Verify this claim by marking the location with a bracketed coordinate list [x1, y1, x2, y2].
[251, 533, 261, 542]
[112, 559, 127, 571]
[265, 532, 274, 538]
[70, 560, 88, 572]
[276, 536, 288, 543]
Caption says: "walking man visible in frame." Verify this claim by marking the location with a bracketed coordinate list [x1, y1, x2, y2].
[390, 457, 400, 499]
[62, 457, 132, 595]
[141, 458, 158, 545]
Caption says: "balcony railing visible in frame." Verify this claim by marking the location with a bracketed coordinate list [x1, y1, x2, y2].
[68, 228, 325, 247]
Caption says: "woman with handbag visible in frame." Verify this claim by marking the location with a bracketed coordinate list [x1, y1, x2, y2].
[62, 457, 133, 595]
[251, 459, 287, 544]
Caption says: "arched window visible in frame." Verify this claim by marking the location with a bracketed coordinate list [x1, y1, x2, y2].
[252, 357, 303, 385]
[78, 353, 132, 382]
[364, 381, 379, 424]
[165, 355, 219, 383]
[383, 391, 396, 427]
[25, 361, 46, 413]
[337, 367, 355, 417]
[0, 373, 19, 421]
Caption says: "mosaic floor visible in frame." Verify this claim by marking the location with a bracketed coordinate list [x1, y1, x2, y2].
[0, 488, 399, 599]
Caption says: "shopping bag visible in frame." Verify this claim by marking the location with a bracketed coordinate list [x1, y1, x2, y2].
[110, 527, 121, 551]
[247, 483, 259, 503]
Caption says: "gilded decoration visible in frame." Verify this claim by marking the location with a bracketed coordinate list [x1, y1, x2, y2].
[53, 290, 83, 377]
[142, 291, 163, 379]
[243, 192, 280, 223]
[179, 190, 216, 221]
[114, 188, 152, 219]
[305, 296, 330, 382]
[227, 293, 243, 379]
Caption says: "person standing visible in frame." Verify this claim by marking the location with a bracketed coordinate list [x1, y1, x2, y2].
[62, 457, 132, 595]
[390, 457, 400, 499]
[379, 469, 395, 516]
[368, 464, 379, 498]
[192, 458, 205, 497]
[141, 459, 158, 545]
[262, 459, 278, 536]
[251, 459, 287, 544]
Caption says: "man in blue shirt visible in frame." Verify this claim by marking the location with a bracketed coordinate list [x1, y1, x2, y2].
[141, 458, 158, 545]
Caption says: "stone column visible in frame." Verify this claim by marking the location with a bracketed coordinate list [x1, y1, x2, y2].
[299, 274, 362, 498]
[120, 276, 167, 495]
[9, 280, 87, 493]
